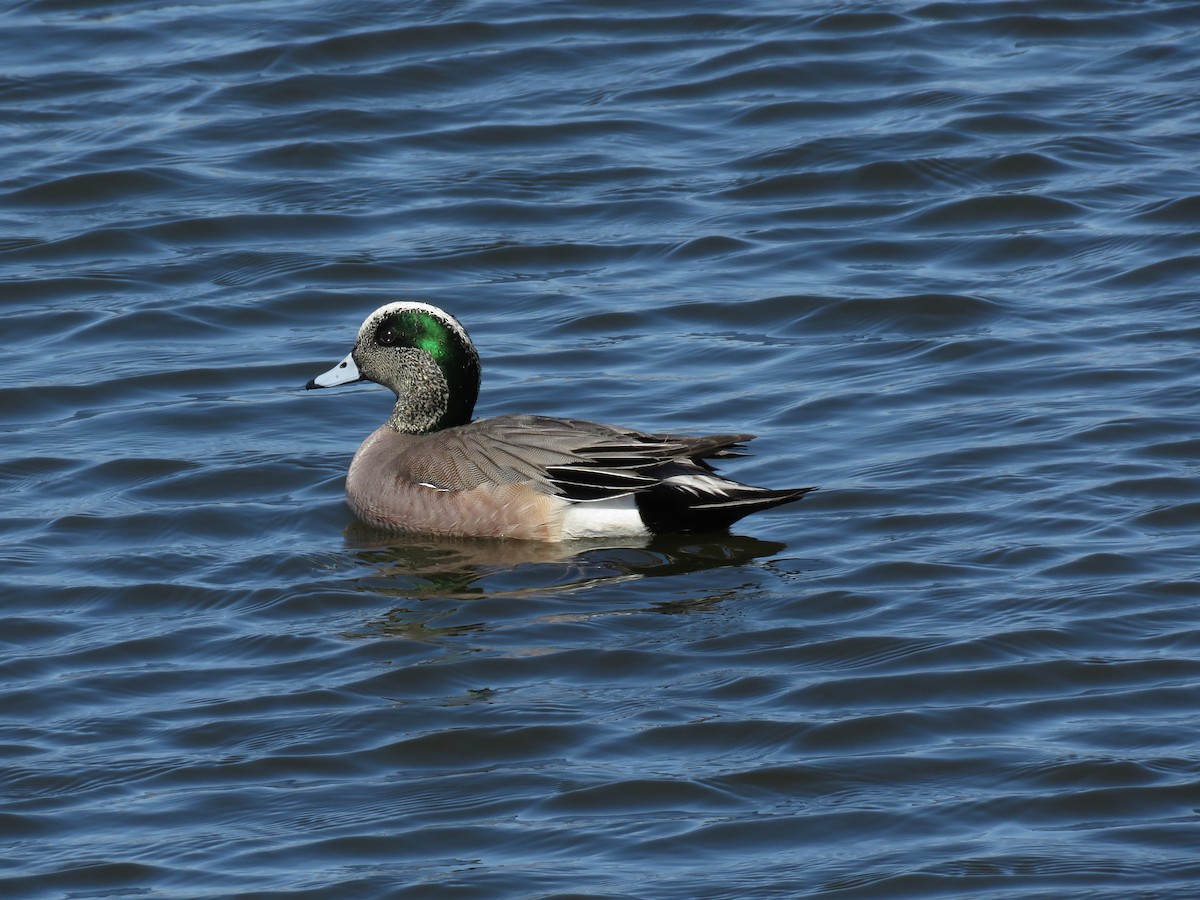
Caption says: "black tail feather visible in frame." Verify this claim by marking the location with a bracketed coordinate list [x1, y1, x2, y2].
[635, 484, 816, 534]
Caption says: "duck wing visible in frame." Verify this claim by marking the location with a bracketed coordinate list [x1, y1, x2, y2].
[401, 414, 755, 502]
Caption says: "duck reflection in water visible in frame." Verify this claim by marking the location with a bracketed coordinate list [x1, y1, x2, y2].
[343, 521, 788, 608]
[339, 525, 795, 644]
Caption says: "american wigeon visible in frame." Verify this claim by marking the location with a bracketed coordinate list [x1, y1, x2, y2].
[307, 302, 814, 540]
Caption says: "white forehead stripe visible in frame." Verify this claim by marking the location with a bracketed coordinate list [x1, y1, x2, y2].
[356, 301, 472, 346]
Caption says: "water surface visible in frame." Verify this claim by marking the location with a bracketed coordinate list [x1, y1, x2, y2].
[4, 0, 1200, 897]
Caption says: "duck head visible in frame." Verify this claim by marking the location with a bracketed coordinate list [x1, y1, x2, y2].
[307, 301, 481, 434]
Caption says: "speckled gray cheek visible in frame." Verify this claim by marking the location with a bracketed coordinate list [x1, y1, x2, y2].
[391, 367, 451, 434]
[377, 349, 452, 435]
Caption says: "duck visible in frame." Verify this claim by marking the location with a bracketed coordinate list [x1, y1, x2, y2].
[306, 301, 814, 541]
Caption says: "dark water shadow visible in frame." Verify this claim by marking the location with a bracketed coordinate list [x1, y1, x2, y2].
[342, 521, 786, 616]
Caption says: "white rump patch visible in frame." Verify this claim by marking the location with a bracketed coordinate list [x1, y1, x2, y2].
[560, 495, 649, 540]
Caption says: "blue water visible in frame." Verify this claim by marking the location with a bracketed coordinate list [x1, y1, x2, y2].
[4, 0, 1200, 896]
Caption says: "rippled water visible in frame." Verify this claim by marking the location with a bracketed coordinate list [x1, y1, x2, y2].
[4, 0, 1200, 896]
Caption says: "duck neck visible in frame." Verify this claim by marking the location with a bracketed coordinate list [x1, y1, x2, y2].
[385, 361, 477, 434]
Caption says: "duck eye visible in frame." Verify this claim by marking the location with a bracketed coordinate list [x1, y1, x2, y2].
[376, 325, 399, 346]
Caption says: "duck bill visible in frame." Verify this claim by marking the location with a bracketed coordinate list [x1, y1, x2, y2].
[306, 352, 364, 389]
